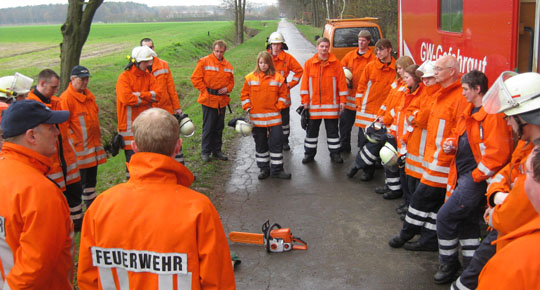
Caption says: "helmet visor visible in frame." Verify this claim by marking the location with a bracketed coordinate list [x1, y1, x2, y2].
[482, 71, 518, 114]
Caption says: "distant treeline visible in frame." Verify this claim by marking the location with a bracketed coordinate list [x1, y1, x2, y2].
[0, 2, 278, 25]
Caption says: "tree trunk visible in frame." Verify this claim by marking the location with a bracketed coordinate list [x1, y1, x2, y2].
[234, 0, 246, 44]
[60, 0, 103, 93]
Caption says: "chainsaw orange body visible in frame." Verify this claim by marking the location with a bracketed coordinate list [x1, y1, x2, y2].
[228, 220, 308, 252]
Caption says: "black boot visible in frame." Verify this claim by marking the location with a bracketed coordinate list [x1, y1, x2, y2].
[330, 152, 343, 163]
[271, 171, 292, 179]
[433, 263, 461, 284]
[347, 166, 359, 178]
[258, 169, 270, 180]
[302, 154, 315, 164]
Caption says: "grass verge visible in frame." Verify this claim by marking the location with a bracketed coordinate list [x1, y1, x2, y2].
[295, 24, 323, 46]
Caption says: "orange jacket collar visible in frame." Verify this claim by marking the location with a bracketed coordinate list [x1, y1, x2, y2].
[494, 215, 540, 245]
[209, 52, 226, 63]
[127, 152, 194, 187]
[311, 52, 339, 65]
[67, 82, 94, 103]
[1, 142, 52, 174]
[373, 57, 396, 71]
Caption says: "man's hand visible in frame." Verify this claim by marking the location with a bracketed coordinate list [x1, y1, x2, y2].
[218, 87, 228, 95]
[493, 192, 509, 205]
[339, 103, 346, 112]
[175, 109, 183, 115]
[483, 207, 494, 225]
[442, 138, 456, 154]
[303, 103, 309, 109]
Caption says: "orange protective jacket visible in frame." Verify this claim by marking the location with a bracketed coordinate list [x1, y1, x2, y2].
[191, 53, 234, 109]
[388, 84, 424, 153]
[488, 143, 536, 250]
[116, 65, 160, 151]
[27, 90, 81, 190]
[486, 141, 533, 203]
[78, 152, 235, 290]
[354, 58, 396, 128]
[60, 83, 107, 169]
[445, 105, 513, 197]
[377, 79, 407, 130]
[0, 142, 73, 289]
[151, 56, 181, 114]
[299, 53, 348, 119]
[478, 215, 540, 289]
[270, 50, 303, 107]
[341, 48, 376, 110]
[403, 84, 440, 179]
[420, 79, 468, 188]
[241, 71, 288, 127]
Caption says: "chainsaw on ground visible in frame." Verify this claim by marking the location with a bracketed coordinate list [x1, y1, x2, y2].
[229, 220, 308, 253]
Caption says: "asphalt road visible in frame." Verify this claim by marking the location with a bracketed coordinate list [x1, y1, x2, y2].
[219, 19, 447, 290]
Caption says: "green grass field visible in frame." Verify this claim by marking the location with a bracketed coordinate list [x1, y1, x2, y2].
[0, 20, 278, 195]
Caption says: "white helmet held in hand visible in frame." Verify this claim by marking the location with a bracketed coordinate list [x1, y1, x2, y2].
[379, 142, 399, 167]
[343, 67, 353, 86]
[178, 115, 195, 137]
[235, 120, 253, 136]
[0, 73, 33, 99]
[132, 46, 156, 62]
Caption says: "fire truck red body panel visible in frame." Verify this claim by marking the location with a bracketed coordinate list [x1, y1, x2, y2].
[398, 0, 539, 83]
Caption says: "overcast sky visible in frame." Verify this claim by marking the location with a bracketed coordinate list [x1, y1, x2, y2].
[0, 0, 276, 9]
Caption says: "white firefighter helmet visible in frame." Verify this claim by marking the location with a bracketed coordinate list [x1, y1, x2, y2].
[483, 71, 540, 118]
[235, 120, 253, 136]
[131, 46, 156, 62]
[416, 60, 435, 78]
[268, 31, 285, 44]
[343, 67, 353, 86]
[379, 142, 399, 167]
[0, 73, 33, 99]
[178, 115, 195, 137]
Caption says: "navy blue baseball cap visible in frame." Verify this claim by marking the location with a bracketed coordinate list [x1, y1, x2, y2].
[1, 100, 69, 138]
[70, 65, 91, 78]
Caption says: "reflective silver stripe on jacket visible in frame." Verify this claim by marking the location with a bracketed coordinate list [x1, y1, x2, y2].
[250, 112, 281, 118]
[224, 68, 234, 73]
[153, 69, 169, 77]
[204, 66, 219, 71]
[360, 80, 372, 113]
[132, 92, 142, 105]
[1, 216, 14, 288]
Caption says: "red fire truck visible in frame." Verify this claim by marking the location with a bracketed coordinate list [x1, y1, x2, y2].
[398, 0, 539, 83]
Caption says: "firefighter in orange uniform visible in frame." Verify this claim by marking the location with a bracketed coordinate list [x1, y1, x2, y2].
[60, 65, 107, 211]
[454, 72, 540, 289]
[191, 40, 234, 162]
[27, 69, 84, 230]
[267, 31, 303, 151]
[478, 145, 540, 290]
[78, 108, 235, 290]
[116, 45, 161, 178]
[401, 61, 440, 218]
[299, 37, 348, 164]
[350, 38, 396, 180]
[389, 55, 468, 252]
[241, 51, 291, 180]
[141, 38, 186, 164]
[0, 100, 73, 289]
[339, 30, 376, 153]
[433, 70, 512, 284]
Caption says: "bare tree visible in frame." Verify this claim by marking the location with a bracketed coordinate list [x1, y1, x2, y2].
[59, 0, 103, 93]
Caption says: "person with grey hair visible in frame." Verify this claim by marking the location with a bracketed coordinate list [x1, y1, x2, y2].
[78, 108, 235, 289]
[0, 100, 74, 289]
